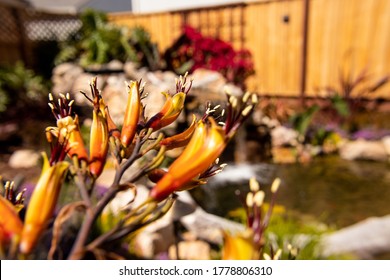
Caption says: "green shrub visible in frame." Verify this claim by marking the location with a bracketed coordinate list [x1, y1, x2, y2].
[0, 62, 48, 117]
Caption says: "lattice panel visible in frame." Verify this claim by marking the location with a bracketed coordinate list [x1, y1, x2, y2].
[26, 18, 81, 41]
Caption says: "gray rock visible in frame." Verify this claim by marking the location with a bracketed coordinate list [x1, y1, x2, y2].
[102, 74, 128, 124]
[181, 207, 245, 244]
[339, 139, 388, 161]
[9, 149, 40, 169]
[70, 73, 105, 105]
[381, 136, 390, 157]
[190, 69, 242, 97]
[271, 125, 299, 147]
[106, 60, 124, 71]
[321, 215, 390, 259]
[124, 62, 148, 80]
[52, 63, 84, 94]
[190, 69, 226, 90]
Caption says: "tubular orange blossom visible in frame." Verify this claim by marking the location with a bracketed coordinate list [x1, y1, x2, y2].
[19, 154, 69, 254]
[150, 118, 226, 201]
[121, 81, 140, 147]
[147, 92, 186, 131]
[89, 106, 109, 178]
[66, 115, 88, 162]
[0, 195, 23, 246]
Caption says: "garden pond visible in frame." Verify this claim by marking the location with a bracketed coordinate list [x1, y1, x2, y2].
[191, 155, 390, 228]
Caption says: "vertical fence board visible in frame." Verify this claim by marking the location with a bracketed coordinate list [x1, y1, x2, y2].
[108, 0, 390, 98]
[306, 0, 390, 97]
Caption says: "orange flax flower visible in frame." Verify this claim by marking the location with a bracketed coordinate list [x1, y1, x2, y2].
[19, 153, 69, 254]
[48, 93, 88, 163]
[88, 79, 109, 178]
[159, 114, 197, 150]
[150, 118, 226, 201]
[121, 81, 141, 147]
[146, 73, 192, 131]
[105, 106, 121, 139]
[146, 91, 186, 131]
[0, 195, 23, 246]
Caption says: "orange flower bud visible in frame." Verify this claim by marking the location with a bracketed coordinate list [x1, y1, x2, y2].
[121, 81, 141, 147]
[160, 114, 197, 150]
[150, 118, 226, 201]
[105, 107, 121, 139]
[147, 92, 186, 130]
[0, 196, 23, 245]
[19, 154, 69, 254]
[147, 168, 167, 183]
[89, 108, 109, 178]
[67, 115, 88, 162]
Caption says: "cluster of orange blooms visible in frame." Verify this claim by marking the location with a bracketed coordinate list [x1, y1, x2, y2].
[1, 75, 259, 259]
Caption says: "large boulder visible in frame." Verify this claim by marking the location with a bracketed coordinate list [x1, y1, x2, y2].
[52, 63, 84, 94]
[271, 125, 299, 147]
[321, 215, 390, 259]
[381, 136, 390, 157]
[339, 139, 388, 161]
[9, 149, 40, 169]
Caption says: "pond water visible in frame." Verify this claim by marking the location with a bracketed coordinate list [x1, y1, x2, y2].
[191, 156, 390, 228]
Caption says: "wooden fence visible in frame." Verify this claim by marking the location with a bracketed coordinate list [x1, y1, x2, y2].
[109, 0, 390, 98]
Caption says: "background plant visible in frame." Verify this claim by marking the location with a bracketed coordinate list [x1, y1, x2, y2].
[0, 62, 48, 119]
[55, 9, 161, 70]
[164, 26, 254, 89]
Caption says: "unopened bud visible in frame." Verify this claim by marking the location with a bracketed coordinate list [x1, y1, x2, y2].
[246, 192, 254, 208]
[263, 253, 271, 260]
[254, 190, 265, 206]
[274, 249, 282, 260]
[242, 105, 253, 117]
[249, 177, 260, 192]
[251, 93, 258, 104]
[243, 91, 251, 103]
[271, 178, 281, 193]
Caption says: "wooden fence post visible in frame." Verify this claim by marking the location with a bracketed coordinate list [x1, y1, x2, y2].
[300, 0, 310, 106]
[12, 7, 30, 67]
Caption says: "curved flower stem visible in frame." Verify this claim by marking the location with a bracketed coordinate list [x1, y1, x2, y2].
[85, 202, 157, 252]
[95, 195, 175, 246]
[67, 133, 145, 260]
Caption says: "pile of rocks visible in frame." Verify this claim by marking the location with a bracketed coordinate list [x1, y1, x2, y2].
[51, 60, 242, 126]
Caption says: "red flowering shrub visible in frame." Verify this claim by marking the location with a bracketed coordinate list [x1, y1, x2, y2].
[164, 26, 254, 89]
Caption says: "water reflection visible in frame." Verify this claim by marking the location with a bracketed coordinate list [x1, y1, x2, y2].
[191, 156, 390, 228]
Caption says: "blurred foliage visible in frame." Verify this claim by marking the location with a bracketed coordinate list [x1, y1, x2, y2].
[164, 26, 254, 89]
[289, 105, 320, 143]
[55, 9, 161, 70]
[0, 62, 48, 117]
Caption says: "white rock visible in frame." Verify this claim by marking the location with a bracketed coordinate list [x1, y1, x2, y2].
[124, 62, 147, 80]
[8, 149, 40, 169]
[106, 60, 124, 71]
[271, 125, 299, 147]
[181, 207, 245, 244]
[321, 215, 390, 259]
[190, 69, 226, 89]
[339, 139, 388, 161]
[70, 73, 105, 105]
[52, 63, 84, 94]
[381, 136, 390, 157]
